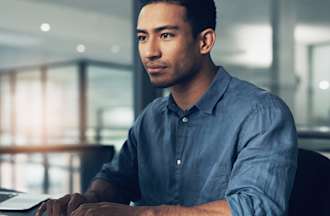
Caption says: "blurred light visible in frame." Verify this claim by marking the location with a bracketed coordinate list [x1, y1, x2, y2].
[105, 107, 133, 127]
[40, 23, 51, 32]
[76, 44, 86, 53]
[319, 126, 330, 132]
[232, 25, 272, 67]
[111, 45, 121, 54]
[319, 80, 330, 90]
[296, 25, 330, 44]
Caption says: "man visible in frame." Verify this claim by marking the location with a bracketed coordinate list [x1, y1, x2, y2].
[36, 0, 297, 215]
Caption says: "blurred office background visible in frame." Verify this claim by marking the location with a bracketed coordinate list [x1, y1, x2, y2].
[0, 0, 329, 195]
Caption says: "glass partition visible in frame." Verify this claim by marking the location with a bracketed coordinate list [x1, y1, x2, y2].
[87, 66, 133, 151]
[310, 44, 330, 125]
[0, 75, 13, 146]
[46, 66, 79, 144]
[0, 60, 132, 193]
[15, 70, 42, 145]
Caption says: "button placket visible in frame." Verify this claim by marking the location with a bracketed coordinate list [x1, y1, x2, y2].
[182, 117, 189, 123]
[174, 113, 190, 203]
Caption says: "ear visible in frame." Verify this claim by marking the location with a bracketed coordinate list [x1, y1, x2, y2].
[199, 28, 216, 55]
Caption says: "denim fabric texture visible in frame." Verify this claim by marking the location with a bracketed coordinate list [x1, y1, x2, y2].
[95, 66, 298, 215]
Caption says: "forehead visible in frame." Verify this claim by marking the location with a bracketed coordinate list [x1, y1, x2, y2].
[137, 3, 188, 30]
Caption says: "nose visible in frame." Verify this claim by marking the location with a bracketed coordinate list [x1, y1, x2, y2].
[141, 37, 161, 61]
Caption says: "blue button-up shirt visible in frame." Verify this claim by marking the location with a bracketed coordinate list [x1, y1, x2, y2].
[95, 67, 297, 215]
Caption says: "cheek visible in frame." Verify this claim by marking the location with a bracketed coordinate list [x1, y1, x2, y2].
[176, 47, 198, 70]
[167, 44, 196, 67]
[138, 45, 144, 60]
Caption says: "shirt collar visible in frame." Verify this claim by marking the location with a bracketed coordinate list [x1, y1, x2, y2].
[165, 66, 232, 114]
[195, 66, 231, 114]
[166, 93, 181, 114]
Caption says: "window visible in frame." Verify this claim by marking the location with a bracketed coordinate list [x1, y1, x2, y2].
[87, 65, 133, 151]
[0, 60, 132, 193]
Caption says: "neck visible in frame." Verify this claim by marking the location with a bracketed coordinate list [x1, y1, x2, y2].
[170, 59, 217, 111]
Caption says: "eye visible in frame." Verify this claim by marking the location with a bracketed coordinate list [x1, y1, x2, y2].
[137, 35, 147, 42]
[160, 32, 174, 40]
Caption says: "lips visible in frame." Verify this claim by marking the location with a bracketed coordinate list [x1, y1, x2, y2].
[145, 63, 167, 74]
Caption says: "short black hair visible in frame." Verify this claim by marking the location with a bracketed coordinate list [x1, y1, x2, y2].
[139, 0, 217, 37]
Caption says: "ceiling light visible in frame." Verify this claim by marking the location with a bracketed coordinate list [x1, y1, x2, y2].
[40, 23, 51, 32]
[76, 44, 86, 53]
[319, 80, 330, 90]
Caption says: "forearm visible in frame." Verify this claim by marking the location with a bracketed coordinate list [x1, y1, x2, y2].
[144, 200, 231, 216]
[84, 179, 130, 204]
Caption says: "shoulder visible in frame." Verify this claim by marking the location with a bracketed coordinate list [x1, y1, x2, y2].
[224, 77, 297, 147]
[225, 76, 290, 113]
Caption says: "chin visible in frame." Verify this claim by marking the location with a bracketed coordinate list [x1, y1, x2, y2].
[150, 79, 174, 88]
[151, 82, 172, 89]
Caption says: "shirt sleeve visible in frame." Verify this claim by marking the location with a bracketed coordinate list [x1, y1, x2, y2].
[94, 127, 140, 201]
[225, 98, 298, 216]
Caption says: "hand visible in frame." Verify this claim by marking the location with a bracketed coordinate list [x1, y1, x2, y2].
[71, 202, 151, 216]
[35, 193, 90, 216]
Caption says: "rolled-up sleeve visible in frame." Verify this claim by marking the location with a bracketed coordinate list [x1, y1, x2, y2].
[225, 98, 298, 216]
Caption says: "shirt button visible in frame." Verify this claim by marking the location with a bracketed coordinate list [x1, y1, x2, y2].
[176, 159, 182, 165]
[182, 117, 189, 123]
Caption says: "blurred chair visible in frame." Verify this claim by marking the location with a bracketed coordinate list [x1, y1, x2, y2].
[80, 145, 115, 192]
[288, 148, 330, 216]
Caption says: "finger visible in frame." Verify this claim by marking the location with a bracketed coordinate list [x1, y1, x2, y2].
[71, 203, 98, 216]
[85, 208, 96, 216]
[70, 208, 80, 216]
[55, 194, 71, 215]
[34, 201, 47, 216]
[70, 205, 85, 216]
[46, 200, 54, 216]
[67, 193, 86, 215]
[52, 199, 62, 216]
[35, 195, 71, 216]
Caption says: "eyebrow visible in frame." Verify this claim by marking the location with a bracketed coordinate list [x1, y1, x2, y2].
[137, 25, 180, 34]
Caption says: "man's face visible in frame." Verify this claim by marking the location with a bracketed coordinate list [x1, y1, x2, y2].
[137, 3, 202, 88]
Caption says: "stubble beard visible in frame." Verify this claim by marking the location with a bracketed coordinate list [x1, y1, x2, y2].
[149, 66, 200, 89]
